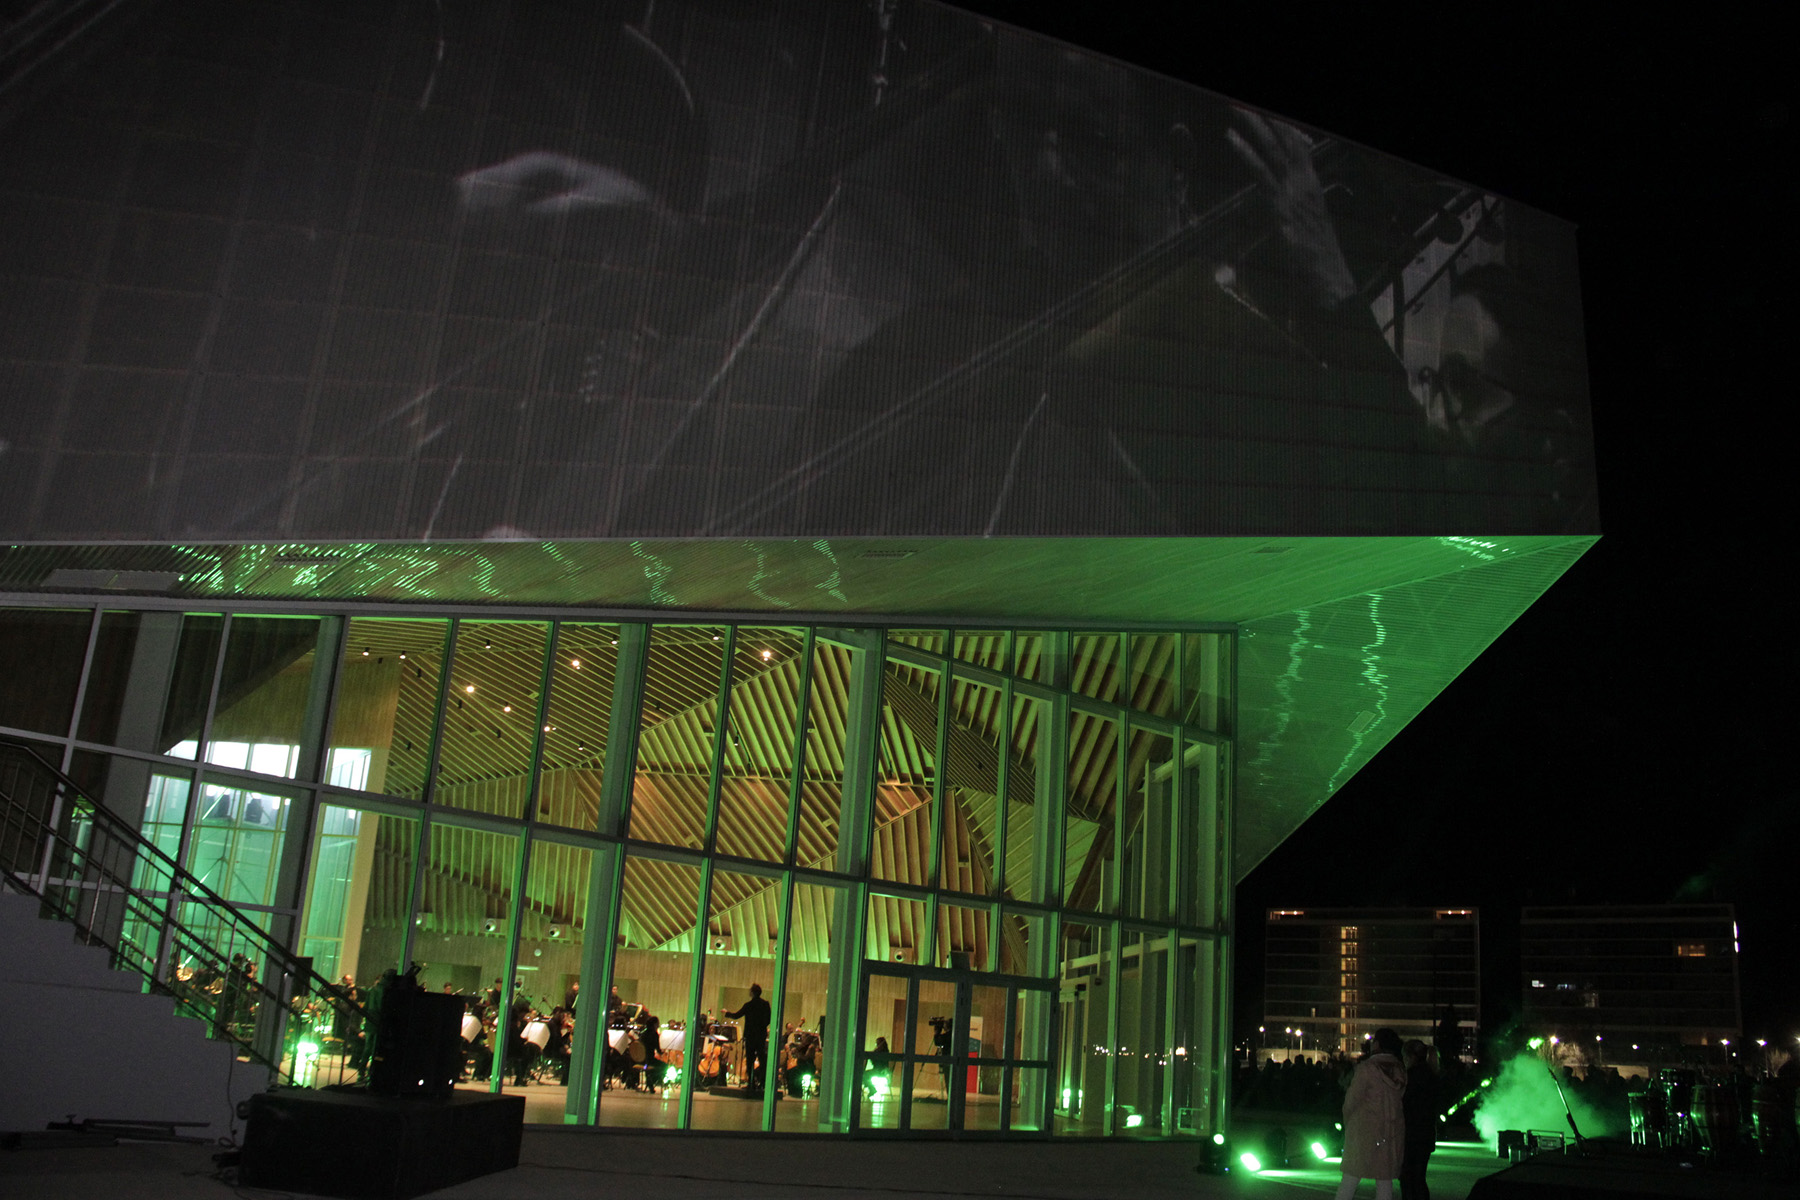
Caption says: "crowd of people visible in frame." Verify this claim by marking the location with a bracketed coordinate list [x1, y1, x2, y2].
[1236, 1030, 1450, 1200]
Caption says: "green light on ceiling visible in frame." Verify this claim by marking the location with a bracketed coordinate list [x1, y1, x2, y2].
[630, 541, 678, 605]
[810, 539, 847, 603]
[1436, 535, 1510, 563]
[1327, 592, 1389, 794]
[746, 542, 795, 609]
[1249, 607, 1310, 772]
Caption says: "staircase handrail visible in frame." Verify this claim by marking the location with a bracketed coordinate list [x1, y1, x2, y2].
[0, 737, 371, 1086]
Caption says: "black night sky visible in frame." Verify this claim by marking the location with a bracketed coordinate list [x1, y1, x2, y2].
[956, 1, 1797, 1048]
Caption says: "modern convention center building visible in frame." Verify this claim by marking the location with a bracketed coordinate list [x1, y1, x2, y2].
[0, 0, 1594, 1140]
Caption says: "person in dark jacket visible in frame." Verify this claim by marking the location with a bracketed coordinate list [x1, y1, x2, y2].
[725, 983, 773, 1094]
[1401, 1039, 1440, 1200]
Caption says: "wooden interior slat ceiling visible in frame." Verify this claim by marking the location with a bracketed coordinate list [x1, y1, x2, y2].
[353, 622, 1213, 956]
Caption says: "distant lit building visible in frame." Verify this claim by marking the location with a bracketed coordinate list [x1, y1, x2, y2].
[1521, 905, 1740, 1067]
[1264, 908, 1478, 1061]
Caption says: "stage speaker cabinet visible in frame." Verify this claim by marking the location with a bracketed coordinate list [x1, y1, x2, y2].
[370, 989, 463, 1097]
[240, 1089, 524, 1200]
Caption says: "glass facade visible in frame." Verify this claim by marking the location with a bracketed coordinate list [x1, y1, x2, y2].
[0, 604, 1233, 1138]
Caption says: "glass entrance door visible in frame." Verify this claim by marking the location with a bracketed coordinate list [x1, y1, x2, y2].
[852, 964, 1053, 1133]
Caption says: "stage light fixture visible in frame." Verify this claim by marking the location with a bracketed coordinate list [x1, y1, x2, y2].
[1238, 1152, 1263, 1173]
[1195, 1131, 1231, 1175]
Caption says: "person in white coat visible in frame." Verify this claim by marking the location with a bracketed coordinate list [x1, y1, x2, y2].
[1336, 1027, 1408, 1200]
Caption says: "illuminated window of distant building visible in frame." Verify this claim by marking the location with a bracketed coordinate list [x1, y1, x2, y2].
[1675, 943, 1707, 957]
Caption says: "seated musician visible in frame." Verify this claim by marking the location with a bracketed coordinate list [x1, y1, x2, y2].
[506, 994, 535, 1086]
[863, 1036, 892, 1096]
[332, 974, 366, 1068]
[543, 1004, 572, 1084]
[637, 1010, 663, 1090]
[698, 1021, 727, 1089]
[462, 1000, 492, 1082]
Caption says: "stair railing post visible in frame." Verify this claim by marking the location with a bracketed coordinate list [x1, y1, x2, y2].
[33, 777, 65, 895]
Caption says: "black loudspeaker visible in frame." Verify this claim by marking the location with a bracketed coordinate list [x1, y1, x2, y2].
[369, 989, 463, 1097]
[240, 1090, 524, 1200]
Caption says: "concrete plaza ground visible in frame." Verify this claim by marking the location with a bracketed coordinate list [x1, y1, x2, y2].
[4, 1127, 1507, 1200]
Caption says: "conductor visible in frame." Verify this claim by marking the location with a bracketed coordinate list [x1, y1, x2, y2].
[724, 983, 773, 1094]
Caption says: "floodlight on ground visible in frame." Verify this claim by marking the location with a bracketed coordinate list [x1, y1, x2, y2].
[1238, 1152, 1263, 1173]
[1195, 1131, 1231, 1175]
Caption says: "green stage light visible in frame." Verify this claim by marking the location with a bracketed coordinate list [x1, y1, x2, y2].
[1311, 1141, 1329, 1160]
[294, 1039, 322, 1087]
[1239, 1152, 1263, 1173]
[1212, 1132, 1226, 1145]
[1124, 1114, 1144, 1129]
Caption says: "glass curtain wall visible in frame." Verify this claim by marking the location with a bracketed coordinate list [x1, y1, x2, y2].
[0, 603, 1232, 1139]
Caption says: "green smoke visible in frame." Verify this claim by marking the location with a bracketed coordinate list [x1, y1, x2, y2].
[1472, 1053, 1625, 1146]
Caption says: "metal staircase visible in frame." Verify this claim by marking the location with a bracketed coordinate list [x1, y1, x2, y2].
[0, 737, 368, 1091]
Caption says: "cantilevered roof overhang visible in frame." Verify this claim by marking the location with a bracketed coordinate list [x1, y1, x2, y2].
[0, 531, 1594, 882]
